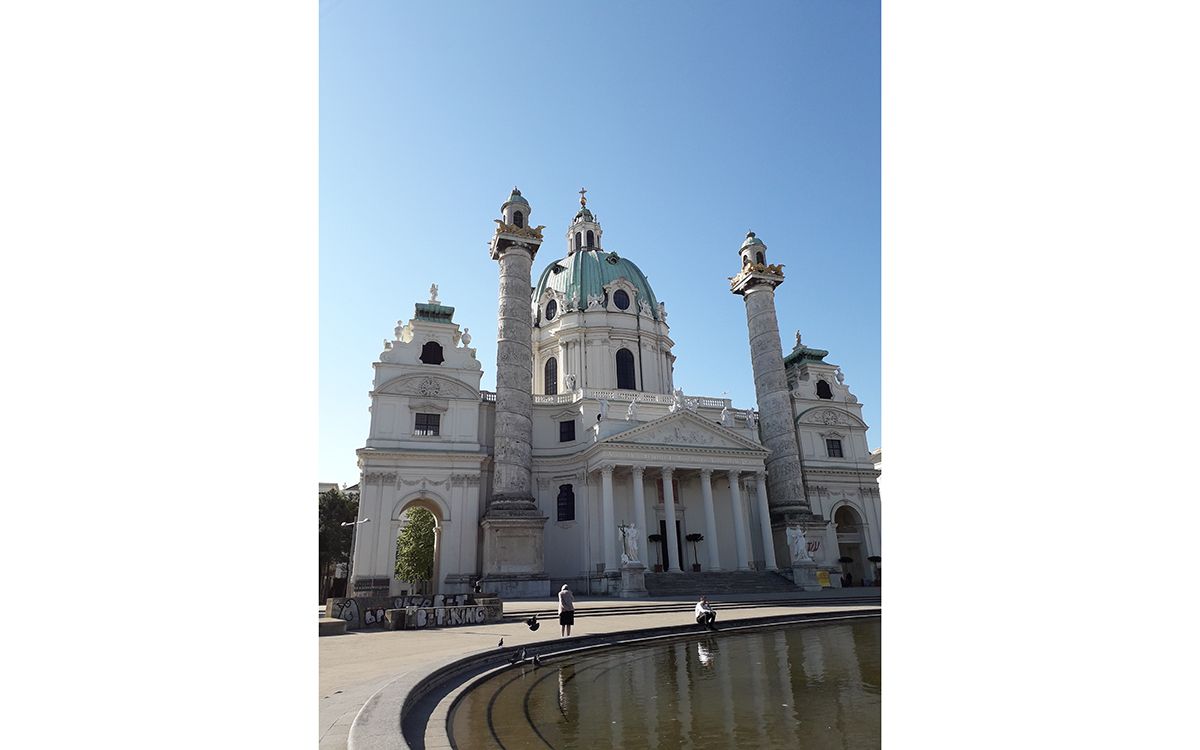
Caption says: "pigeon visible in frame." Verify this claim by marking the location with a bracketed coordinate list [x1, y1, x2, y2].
[509, 650, 522, 665]
[497, 638, 504, 647]
[532, 654, 543, 668]
[519, 647, 527, 661]
[525, 615, 540, 631]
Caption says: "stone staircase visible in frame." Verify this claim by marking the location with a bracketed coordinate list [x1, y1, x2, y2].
[643, 570, 798, 597]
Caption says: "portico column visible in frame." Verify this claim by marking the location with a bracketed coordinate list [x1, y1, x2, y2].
[431, 525, 442, 595]
[600, 464, 617, 572]
[662, 466, 682, 572]
[631, 466, 649, 563]
[754, 472, 778, 570]
[698, 469, 722, 571]
[727, 470, 751, 571]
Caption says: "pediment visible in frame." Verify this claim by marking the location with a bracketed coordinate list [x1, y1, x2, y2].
[376, 374, 477, 399]
[796, 406, 867, 428]
[601, 410, 767, 454]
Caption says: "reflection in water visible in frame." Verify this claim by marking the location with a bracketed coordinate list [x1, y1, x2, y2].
[449, 618, 880, 749]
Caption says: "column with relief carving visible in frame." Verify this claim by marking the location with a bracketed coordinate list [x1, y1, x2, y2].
[479, 188, 551, 597]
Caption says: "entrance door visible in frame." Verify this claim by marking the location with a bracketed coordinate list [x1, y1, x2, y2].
[658, 519, 684, 570]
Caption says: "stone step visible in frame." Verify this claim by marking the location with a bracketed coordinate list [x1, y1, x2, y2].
[318, 617, 348, 637]
[643, 571, 798, 596]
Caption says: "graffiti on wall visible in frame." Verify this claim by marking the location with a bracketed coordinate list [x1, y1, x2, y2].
[362, 607, 386, 626]
[409, 606, 490, 628]
[332, 598, 359, 625]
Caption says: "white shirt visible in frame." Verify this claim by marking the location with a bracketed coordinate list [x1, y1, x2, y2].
[558, 589, 574, 613]
[695, 601, 714, 617]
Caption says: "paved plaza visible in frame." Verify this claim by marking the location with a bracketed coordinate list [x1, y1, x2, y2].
[318, 590, 881, 749]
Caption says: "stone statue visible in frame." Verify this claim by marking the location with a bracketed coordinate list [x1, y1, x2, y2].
[794, 330, 802, 348]
[670, 388, 684, 413]
[564, 373, 577, 391]
[658, 302, 668, 322]
[786, 526, 811, 563]
[638, 299, 652, 315]
[719, 404, 732, 427]
[626, 400, 638, 421]
[566, 292, 579, 311]
[429, 283, 439, 304]
[598, 399, 609, 421]
[835, 366, 845, 385]
[383, 339, 392, 351]
[745, 410, 758, 430]
[587, 293, 604, 310]
[461, 327, 472, 346]
[620, 523, 640, 565]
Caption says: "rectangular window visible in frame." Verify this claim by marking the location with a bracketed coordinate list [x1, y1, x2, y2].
[826, 438, 843, 458]
[557, 484, 575, 522]
[415, 413, 440, 436]
[559, 420, 576, 442]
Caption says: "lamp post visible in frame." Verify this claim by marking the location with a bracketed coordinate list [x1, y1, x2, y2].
[341, 517, 370, 597]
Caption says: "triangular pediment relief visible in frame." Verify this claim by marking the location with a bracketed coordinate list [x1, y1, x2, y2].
[601, 410, 767, 454]
[376, 373, 477, 399]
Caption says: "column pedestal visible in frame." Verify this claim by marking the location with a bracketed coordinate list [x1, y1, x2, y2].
[619, 562, 648, 598]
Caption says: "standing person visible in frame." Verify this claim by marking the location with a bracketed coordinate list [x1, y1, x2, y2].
[695, 595, 717, 630]
[558, 584, 575, 637]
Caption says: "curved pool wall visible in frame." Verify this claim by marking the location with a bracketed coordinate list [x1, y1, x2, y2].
[450, 619, 881, 749]
[347, 609, 880, 750]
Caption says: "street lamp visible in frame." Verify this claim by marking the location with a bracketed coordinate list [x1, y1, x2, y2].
[341, 517, 370, 597]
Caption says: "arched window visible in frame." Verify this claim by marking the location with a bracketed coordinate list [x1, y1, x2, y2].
[513, 210, 524, 228]
[756, 251, 764, 264]
[544, 357, 557, 395]
[816, 379, 833, 399]
[613, 289, 630, 310]
[557, 484, 575, 522]
[586, 229, 594, 247]
[835, 506, 861, 532]
[616, 348, 636, 390]
[575, 232, 582, 251]
[743, 255, 750, 267]
[420, 341, 444, 365]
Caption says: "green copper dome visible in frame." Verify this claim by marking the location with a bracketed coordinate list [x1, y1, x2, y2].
[533, 249, 660, 319]
[741, 230, 765, 250]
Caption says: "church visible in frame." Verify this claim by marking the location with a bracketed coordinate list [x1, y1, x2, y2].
[348, 188, 881, 598]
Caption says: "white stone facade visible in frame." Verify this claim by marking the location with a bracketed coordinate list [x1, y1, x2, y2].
[348, 192, 882, 596]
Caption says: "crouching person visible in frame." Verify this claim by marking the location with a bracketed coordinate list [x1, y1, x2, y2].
[695, 595, 717, 630]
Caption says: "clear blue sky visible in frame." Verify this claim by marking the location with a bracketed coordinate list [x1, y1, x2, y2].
[320, 0, 880, 484]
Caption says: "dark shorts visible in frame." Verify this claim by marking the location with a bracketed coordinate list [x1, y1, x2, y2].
[559, 611, 575, 626]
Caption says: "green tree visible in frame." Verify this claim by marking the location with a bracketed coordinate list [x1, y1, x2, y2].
[318, 487, 359, 601]
[395, 507, 436, 588]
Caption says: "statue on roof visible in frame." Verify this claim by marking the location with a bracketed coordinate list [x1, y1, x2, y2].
[429, 283, 439, 304]
[795, 330, 802, 348]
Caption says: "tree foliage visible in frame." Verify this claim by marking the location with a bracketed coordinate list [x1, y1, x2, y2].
[319, 487, 359, 572]
[395, 507, 436, 585]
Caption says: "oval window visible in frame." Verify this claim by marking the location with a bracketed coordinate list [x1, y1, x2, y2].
[613, 289, 630, 310]
[546, 299, 558, 321]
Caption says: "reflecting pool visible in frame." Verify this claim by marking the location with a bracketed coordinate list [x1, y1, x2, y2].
[448, 618, 880, 749]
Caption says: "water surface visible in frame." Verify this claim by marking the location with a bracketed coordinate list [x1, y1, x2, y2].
[449, 618, 880, 749]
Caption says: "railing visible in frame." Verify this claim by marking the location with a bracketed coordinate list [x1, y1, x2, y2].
[494, 387, 735, 410]
[479, 391, 496, 402]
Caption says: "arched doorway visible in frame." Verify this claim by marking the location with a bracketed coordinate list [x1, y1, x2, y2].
[391, 497, 447, 596]
[834, 505, 869, 586]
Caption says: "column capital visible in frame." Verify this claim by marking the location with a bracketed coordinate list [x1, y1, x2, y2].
[630, 465, 646, 475]
[754, 470, 768, 482]
[725, 468, 741, 480]
[597, 463, 615, 476]
[660, 465, 675, 478]
[698, 467, 713, 479]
